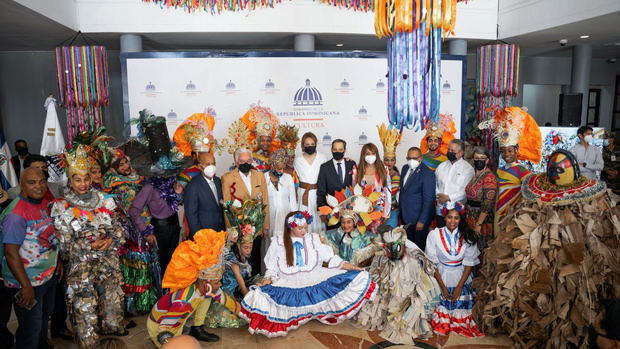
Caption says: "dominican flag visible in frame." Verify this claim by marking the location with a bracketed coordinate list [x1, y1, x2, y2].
[0, 127, 18, 190]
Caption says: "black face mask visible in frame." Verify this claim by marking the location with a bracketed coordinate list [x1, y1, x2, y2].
[447, 151, 457, 162]
[304, 146, 316, 155]
[17, 147, 28, 156]
[271, 170, 283, 178]
[473, 160, 486, 171]
[332, 151, 345, 161]
[238, 163, 252, 174]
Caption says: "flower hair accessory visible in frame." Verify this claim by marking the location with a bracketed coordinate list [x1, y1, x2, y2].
[442, 201, 466, 217]
[287, 211, 313, 228]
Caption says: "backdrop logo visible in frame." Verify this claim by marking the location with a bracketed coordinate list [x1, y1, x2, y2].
[294, 79, 323, 106]
[262, 79, 279, 95]
[337, 79, 352, 94]
[142, 81, 161, 97]
[373, 79, 386, 94]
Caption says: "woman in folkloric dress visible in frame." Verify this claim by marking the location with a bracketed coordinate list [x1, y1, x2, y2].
[240, 211, 376, 337]
[425, 204, 483, 338]
[293, 132, 327, 234]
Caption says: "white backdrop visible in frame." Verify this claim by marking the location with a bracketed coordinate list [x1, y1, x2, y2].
[126, 55, 464, 169]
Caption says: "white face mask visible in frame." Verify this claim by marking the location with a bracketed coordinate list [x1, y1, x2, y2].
[365, 155, 377, 164]
[203, 165, 216, 178]
[408, 159, 420, 170]
[584, 135, 593, 143]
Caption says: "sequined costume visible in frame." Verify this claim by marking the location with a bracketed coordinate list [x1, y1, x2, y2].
[320, 227, 377, 266]
[51, 190, 126, 348]
[103, 167, 158, 313]
[252, 151, 270, 172]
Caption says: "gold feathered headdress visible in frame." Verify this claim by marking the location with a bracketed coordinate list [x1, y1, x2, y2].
[277, 123, 300, 156]
[173, 109, 218, 156]
[64, 144, 90, 177]
[377, 123, 402, 157]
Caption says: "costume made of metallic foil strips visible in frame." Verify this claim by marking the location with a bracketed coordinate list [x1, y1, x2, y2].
[51, 189, 126, 348]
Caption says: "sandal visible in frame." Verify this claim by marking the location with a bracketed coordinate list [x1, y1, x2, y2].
[125, 320, 137, 329]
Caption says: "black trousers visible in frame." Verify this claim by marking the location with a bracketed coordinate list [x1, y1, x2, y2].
[405, 223, 430, 252]
[249, 235, 263, 277]
[0, 280, 14, 348]
[50, 261, 68, 334]
[153, 220, 181, 275]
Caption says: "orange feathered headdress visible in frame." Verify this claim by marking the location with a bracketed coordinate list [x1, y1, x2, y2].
[240, 104, 281, 153]
[420, 114, 456, 156]
[173, 110, 217, 157]
[162, 229, 226, 292]
[478, 106, 542, 164]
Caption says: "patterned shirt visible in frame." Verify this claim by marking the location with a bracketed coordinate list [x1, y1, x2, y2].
[422, 153, 447, 172]
[1, 196, 58, 288]
[252, 151, 270, 173]
[496, 163, 530, 217]
[178, 165, 201, 188]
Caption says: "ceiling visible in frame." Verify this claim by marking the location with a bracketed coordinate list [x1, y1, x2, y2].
[0, 0, 618, 59]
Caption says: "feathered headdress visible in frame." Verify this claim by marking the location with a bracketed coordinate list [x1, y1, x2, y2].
[222, 199, 267, 245]
[162, 229, 226, 292]
[377, 123, 402, 157]
[71, 127, 112, 169]
[173, 109, 219, 156]
[219, 120, 256, 155]
[277, 123, 300, 156]
[421, 114, 456, 156]
[319, 185, 384, 234]
[239, 104, 281, 152]
[64, 144, 91, 177]
[478, 106, 542, 164]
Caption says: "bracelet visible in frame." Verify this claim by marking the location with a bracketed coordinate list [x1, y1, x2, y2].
[157, 331, 174, 344]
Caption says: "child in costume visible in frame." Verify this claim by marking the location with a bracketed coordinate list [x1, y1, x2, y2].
[355, 224, 441, 343]
[319, 185, 383, 266]
[51, 145, 128, 348]
[204, 199, 265, 328]
[240, 211, 376, 337]
[425, 203, 483, 337]
[377, 123, 403, 228]
[147, 229, 241, 347]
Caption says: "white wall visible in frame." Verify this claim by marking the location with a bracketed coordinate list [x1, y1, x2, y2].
[522, 84, 562, 125]
[13, 0, 78, 30]
[498, 0, 620, 38]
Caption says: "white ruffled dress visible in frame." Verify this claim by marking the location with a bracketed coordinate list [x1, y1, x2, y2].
[240, 233, 376, 337]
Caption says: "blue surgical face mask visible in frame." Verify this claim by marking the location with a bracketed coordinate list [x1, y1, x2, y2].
[271, 170, 283, 178]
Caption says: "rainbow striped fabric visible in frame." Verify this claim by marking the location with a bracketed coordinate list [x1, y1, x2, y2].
[177, 165, 201, 187]
[422, 153, 447, 172]
[496, 163, 530, 217]
[148, 284, 205, 334]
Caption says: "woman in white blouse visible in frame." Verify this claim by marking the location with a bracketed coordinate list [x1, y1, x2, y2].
[265, 149, 298, 238]
[293, 132, 327, 234]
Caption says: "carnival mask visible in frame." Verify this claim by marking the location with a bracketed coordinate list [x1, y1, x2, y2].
[547, 149, 580, 186]
[378, 224, 407, 261]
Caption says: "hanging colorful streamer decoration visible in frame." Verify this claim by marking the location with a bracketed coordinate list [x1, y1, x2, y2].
[55, 45, 109, 144]
[142, 0, 375, 13]
[476, 43, 520, 162]
[376, 0, 462, 130]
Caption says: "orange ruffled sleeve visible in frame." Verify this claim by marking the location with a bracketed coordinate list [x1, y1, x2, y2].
[162, 229, 226, 292]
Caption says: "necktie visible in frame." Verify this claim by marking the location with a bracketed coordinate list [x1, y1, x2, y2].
[208, 180, 218, 205]
[337, 162, 343, 185]
[293, 241, 305, 266]
[404, 168, 414, 187]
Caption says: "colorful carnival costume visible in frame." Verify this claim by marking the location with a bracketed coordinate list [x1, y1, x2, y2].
[473, 149, 620, 348]
[464, 168, 498, 251]
[319, 185, 383, 266]
[204, 199, 266, 328]
[421, 114, 455, 172]
[239, 104, 281, 172]
[355, 225, 441, 342]
[240, 212, 377, 337]
[377, 123, 403, 228]
[425, 205, 483, 338]
[277, 123, 300, 185]
[478, 107, 541, 221]
[174, 110, 220, 187]
[147, 229, 240, 347]
[51, 145, 126, 348]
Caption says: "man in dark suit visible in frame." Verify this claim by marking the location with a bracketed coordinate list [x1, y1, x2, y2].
[399, 146, 436, 251]
[317, 139, 356, 229]
[184, 151, 224, 239]
[11, 139, 30, 180]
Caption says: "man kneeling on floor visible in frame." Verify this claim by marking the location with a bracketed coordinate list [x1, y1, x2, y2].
[147, 229, 241, 347]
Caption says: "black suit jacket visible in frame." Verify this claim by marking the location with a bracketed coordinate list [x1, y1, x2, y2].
[11, 155, 21, 180]
[184, 174, 224, 239]
[317, 159, 356, 208]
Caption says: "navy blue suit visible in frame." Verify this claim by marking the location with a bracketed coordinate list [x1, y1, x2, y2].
[399, 164, 436, 250]
[184, 174, 224, 239]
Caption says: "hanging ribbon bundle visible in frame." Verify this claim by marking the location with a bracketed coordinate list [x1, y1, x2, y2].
[55, 45, 109, 144]
[377, 0, 461, 130]
[142, 0, 283, 14]
[476, 43, 520, 162]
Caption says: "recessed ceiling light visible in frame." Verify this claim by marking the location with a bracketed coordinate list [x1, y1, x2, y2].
[580, 35, 590, 39]
[336, 43, 344, 47]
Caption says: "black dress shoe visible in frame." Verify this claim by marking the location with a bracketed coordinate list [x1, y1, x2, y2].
[50, 328, 73, 340]
[189, 326, 220, 342]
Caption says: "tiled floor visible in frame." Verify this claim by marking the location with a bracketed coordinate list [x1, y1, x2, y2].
[9, 314, 514, 349]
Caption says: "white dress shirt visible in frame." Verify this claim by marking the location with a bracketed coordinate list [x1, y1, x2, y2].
[569, 143, 604, 179]
[264, 172, 298, 237]
[435, 158, 474, 215]
[240, 170, 252, 194]
[332, 159, 345, 183]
